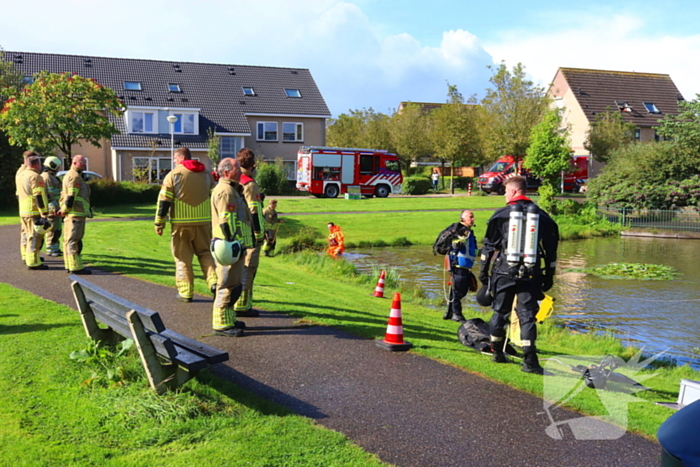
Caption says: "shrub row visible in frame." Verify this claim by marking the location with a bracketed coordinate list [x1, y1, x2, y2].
[89, 180, 160, 207]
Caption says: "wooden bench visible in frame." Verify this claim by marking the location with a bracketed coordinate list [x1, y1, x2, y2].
[69, 275, 229, 394]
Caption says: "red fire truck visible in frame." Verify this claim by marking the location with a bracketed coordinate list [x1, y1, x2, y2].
[296, 146, 403, 198]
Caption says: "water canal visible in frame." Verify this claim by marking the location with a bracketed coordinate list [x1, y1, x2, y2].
[345, 236, 700, 367]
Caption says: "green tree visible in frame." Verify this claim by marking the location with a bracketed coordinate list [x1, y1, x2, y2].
[479, 62, 550, 167]
[430, 84, 485, 193]
[0, 47, 26, 207]
[657, 95, 700, 156]
[326, 108, 393, 151]
[0, 71, 123, 160]
[389, 103, 432, 176]
[206, 127, 221, 165]
[524, 109, 572, 188]
[584, 108, 636, 163]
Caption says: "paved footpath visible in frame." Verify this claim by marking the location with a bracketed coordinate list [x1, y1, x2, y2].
[0, 223, 661, 467]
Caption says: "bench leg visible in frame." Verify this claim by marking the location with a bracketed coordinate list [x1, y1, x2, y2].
[71, 281, 120, 345]
[126, 310, 194, 394]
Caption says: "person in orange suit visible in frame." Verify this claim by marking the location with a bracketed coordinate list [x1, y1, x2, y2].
[327, 222, 345, 259]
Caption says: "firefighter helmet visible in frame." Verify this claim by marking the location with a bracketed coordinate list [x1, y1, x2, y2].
[43, 156, 62, 171]
[33, 217, 52, 235]
[210, 237, 242, 265]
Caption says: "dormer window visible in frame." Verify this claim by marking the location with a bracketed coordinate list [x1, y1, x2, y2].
[284, 88, 302, 98]
[168, 83, 181, 92]
[169, 112, 198, 134]
[124, 81, 142, 91]
[643, 102, 660, 114]
[242, 86, 256, 96]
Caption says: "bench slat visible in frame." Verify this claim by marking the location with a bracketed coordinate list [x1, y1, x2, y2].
[89, 302, 178, 360]
[171, 344, 208, 372]
[161, 329, 229, 364]
[70, 275, 166, 332]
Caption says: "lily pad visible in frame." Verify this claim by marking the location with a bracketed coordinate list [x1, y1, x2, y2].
[567, 262, 679, 280]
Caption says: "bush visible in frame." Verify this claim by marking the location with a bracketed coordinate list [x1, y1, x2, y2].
[89, 180, 160, 207]
[401, 176, 431, 195]
[257, 159, 290, 196]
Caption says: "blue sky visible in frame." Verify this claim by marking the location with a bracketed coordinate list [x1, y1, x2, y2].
[2, 0, 699, 117]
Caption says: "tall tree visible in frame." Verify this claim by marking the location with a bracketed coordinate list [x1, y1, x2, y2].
[479, 62, 550, 169]
[326, 108, 393, 151]
[430, 84, 485, 193]
[524, 109, 572, 189]
[0, 47, 27, 207]
[0, 71, 123, 159]
[657, 95, 700, 157]
[584, 108, 636, 163]
[389, 103, 432, 176]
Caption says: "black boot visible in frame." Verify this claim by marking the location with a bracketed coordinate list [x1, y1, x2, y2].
[521, 346, 544, 375]
[451, 313, 467, 323]
[442, 306, 453, 320]
[491, 341, 509, 363]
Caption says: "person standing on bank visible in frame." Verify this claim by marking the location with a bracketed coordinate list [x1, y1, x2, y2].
[262, 199, 283, 257]
[60, 154, 92, 274]
[155, 147, 217, 302]
[233, 148, 265, 317]
[41, 156, 64, 257]
[431, 170, 440, 192]
[479, 175, 559, 375]
[443, 210, 478, 323]
[210, 158, 254, 336]
[18, 154, 50, 270]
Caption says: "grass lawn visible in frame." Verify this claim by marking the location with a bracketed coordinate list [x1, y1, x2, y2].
[0, 284, 386, 466]
[76, 214, 691, 440]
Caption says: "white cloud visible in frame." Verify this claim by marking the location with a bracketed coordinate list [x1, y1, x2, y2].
[1, 0, 494, 116]
[485, 13, 700, 99]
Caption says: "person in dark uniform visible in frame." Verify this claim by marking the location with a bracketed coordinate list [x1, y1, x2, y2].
[479, 176, 559, 374]
[443, 210, 477, 323]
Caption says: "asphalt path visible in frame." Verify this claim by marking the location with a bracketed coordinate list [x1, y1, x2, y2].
[0, 222, 661, 467]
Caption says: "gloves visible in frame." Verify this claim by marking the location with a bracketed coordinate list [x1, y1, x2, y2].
[542, 269, 555, 292]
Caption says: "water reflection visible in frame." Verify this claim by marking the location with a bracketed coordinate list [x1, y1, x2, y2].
[347, 237, 700, 367]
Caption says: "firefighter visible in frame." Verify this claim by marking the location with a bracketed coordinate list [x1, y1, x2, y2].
[60, 154, 93, 275]
[18, 154, 50, 270]
[155, 147, 217, 302]
[443, 210, 477, 323]
[327, 222, 345, 258]
[42, 156, 63, 257]
[262, 199, 283, 257]
[15, 151, 32, 264]
[479, 175, 559, 375]
[233, 148, 265, 317]
[210, 158, 254, 336]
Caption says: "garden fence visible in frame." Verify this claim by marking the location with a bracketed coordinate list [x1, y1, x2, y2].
[598, 207, 700, 232]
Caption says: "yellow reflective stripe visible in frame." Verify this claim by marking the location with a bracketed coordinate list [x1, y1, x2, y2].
[172, 198, 211, 223]
[159, 188, 174, 201]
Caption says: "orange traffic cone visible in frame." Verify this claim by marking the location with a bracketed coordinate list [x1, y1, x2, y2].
[376, 293, 413, 351]
[372, 270, 386, 298]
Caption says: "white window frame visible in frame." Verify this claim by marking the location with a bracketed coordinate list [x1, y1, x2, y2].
[242, 86, 256, 96]
[168, 83, 181, 92]
[643, 102, 660, 114]
[284, 88, 302, 98]
[124, 81, 142, 91]
[132, 156, 173, 184]
[282, 122, 303, 142]
[169, 111, 199, 135]
[257, 121, 278, 141]
[127, 109, 158, 134]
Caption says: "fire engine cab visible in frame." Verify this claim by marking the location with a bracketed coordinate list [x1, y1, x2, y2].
[296, 146, 402, 198]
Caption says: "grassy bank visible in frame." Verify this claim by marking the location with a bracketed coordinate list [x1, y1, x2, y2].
[0, 283, 386, 466]
[74, 218, 694, 439]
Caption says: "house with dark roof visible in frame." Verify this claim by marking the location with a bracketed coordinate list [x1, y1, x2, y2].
[548, 67, 684, 176]
[3, 51, 331, 182]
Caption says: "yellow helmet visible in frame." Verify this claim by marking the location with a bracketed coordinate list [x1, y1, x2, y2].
[43, 156, 62, 171]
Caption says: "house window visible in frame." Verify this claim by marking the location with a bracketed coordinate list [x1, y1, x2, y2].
[220, 136, 243, 159]
[634, 128, 641, 141]
[22, 76, 33, 85]
[644, 102, 660, 114]
[168, 83, 181, 92]
[282, 160, 295, 180]
[130, 111, 156, 133]
[242, 86, 256, 96]
[257, 122, 278, 141]
[284, 88, 302, 98]
[124, 81, 142, 91]
[133, 157, 172, 184]
[615, 100, 632, 112]
[171, 113, 197, 134]
[282, 122, 303, 141]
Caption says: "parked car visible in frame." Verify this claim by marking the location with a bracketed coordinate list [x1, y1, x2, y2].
[56, 170, 103, 182]
[478, 156, 541, 194]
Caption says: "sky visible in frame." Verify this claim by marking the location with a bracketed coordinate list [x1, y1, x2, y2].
[2, 0, 700, 117]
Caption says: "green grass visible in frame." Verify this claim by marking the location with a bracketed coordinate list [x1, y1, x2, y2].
[272, 195, 504, 213]
[0, 284, 386, 466]
[75, 219, 696, 439]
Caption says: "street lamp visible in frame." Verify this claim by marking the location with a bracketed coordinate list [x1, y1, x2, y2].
[166, 115, 178, 170]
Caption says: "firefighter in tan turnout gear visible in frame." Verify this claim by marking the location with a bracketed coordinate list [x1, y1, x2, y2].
[233, 148, 265, 317]
[60, 154, 92, 275]
[18, 154, 50, 270]
[210, 158, 254, 336]
[42, 156, 63, 257]
[155, 147, 217, 302]
[15, 151, 31, 264]
[262, 199, 283, 257]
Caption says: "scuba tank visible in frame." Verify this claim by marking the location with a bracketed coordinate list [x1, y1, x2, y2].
[523, 203, 540, 268]
[506, 204, 524, 268]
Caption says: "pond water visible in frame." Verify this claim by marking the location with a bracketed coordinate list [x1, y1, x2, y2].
[345, 237, 700, 367]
